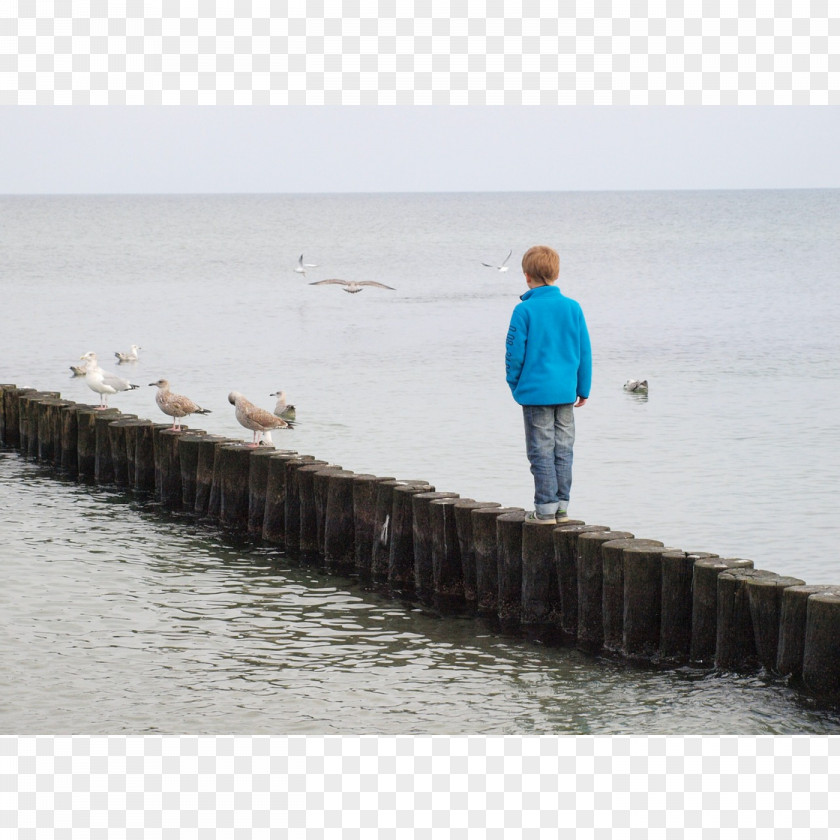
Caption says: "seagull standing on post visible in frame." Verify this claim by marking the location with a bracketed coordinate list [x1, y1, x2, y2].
[228, 391, 290, 446]
[79, 351, 140, 409]
[149, 379, 212, 430]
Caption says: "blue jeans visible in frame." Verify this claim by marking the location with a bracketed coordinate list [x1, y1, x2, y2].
[522, 404, 575, 516]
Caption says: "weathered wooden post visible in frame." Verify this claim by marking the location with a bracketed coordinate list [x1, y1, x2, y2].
[453, 501, 501, 611]
[553, 523, 607, 639]
[659, 550, 719, 663]
[194, 435, 235, 515]
[38, 398, 73, 464]
[17, 391, 38, 457]
[745, 573, 806, 673]
[520, 517, 570, 639]
[777, 584, 840, 679]
[77, 407, 119, 481]
[472, 506, 523, 621]
[3, 387, 36, 450]
[623, 544, 678, 661]
[298, 463, 340, 559]
[802, 592, 840, 699]
[20, 391, 59, 458]
[0, 384, 13, 446]
[176, 432, 210, 510]
[412, 490, 460, 603]
[715, 567, 775, 671]
[430, 496, 467, 613]
[107, 416, 140, 487]
[576, 530, 634, 653]
[388, 482, 435, 595]
[314, 467, 348, 558]
[247, 447, 283, 537]
[42, 398, 72, 464]
[59, 403, 88, 475]
[371, 480, 427, 584]
[131, 420, 159, 494]
[261, 451, 308, 547]
[496, 510, 529, 631]
[217, 443, 255, 531]
[152, 425, 185, 508]
[351, 475, 394, 580]
[324, 469, 358, 573]
[34, 397, 51, 460]
[284, 458, 328, 557]
[95, 410, 129, 485]
[601, 538, 665, 654]
[689, 557, 754, 665]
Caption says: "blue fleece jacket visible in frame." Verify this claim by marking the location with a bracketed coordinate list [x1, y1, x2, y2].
[505, 284, 592, 406]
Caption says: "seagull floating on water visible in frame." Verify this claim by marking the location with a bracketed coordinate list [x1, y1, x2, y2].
[228, 391, 290, 446]
[69, 362, 88, 377]
[270, 390, 296, 423]
[294, 254, 319, 276]
[309, 278, 396, 294]
[149, 379, 212, 431]
[115, 344, 141, 363]
[482, 249, 512, 271]
[79, 351, 140, 408]
[623, 379, 649, 393]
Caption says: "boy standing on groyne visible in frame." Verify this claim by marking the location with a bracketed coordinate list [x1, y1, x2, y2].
[505, 245, 592, 524]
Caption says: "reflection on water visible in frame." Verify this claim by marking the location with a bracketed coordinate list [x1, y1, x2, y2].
[2, 451, 839, 735]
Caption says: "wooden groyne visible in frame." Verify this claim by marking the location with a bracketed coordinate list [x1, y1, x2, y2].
[2, 384, 838, 703]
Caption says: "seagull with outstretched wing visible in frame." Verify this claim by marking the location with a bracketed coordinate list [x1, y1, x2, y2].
[482, 249, 513, 271]
[309, 278, 396, 294]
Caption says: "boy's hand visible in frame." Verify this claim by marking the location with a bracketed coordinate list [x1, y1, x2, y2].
[574, 397, 587, 407]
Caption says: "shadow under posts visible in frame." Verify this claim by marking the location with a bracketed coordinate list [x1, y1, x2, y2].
[2, 383, 839, 707]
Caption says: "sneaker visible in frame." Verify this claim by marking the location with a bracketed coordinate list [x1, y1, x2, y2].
[526, 511, 557, 525]
[555, 511, 570, 523]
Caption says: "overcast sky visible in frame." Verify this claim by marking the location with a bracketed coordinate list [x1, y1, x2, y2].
[2, 106, 838, 194]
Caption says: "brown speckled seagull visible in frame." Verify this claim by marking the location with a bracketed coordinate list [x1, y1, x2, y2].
[228, 391, 289, 446]
[150, 379, 212, 431]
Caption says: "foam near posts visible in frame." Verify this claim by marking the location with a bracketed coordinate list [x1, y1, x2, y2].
[1, 382, 838, 705]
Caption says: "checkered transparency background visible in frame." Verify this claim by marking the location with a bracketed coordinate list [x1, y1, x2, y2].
[2, 1, 839, 835]
[1, 736, 838, 838]
[1, 1, 838, 104]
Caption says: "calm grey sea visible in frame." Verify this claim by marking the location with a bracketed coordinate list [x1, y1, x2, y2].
[2, 190, 839, 734]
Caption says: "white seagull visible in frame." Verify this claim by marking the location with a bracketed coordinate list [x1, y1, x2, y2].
[228, 391, 290, 446]
[115, 344, 141, 363]
[270, 390, 296, 423]
[482, 249, 512, 271]
[309, 278, 396, 294]
[623, 379, 649, 393]
[294, 254, 319, 276]
[150, 379, 212, 431]
[79, 351, 140, 408]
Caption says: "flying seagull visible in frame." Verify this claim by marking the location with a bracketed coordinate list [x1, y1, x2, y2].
[149, 379, 212, 431]
[115, 344, 141, 363]
[294, 254, 319, 276]
[79, 351, 140, 408]
[228, 391, 290, 446]
[482, 249, 512, 271]
[309, 278, 396, 294]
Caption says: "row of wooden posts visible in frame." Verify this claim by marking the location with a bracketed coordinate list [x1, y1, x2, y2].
[2, 384, 839, 703]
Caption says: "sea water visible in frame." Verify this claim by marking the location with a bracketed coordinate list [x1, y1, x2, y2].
[1, 189, 839, 734]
